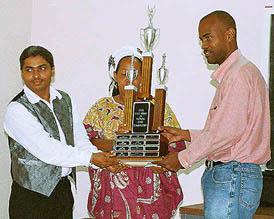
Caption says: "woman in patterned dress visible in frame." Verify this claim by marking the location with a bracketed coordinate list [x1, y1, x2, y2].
[83, 46, 185, 218]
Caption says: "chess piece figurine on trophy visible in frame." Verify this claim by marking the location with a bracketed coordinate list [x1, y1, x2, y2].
[113, 7, 169, 165]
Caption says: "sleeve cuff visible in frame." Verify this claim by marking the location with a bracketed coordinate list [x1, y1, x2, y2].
[88, 152, 99, 169]
[178, 150, 191, 168]
[78, 150, 94, 167]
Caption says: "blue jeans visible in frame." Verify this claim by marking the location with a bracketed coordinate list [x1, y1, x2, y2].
[201, 161, 262, 219]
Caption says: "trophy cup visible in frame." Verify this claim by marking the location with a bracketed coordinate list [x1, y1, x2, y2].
[140, 6, 160, 53]
[113, 7, 169, 166]
[152, 54, 168, 130]
[139, 6, 160, 99]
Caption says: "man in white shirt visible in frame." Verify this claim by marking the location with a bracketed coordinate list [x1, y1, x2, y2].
[4, 45, 118, 218]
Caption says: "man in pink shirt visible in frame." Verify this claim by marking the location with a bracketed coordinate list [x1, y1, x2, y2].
[154, 10, 271, 218]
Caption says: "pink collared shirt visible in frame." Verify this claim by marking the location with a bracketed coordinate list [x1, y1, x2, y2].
[179, 49, 271, 168]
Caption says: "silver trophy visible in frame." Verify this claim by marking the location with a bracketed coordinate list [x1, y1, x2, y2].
[125, 54, 138, 91]
[140, 6, 160, 53]
[157, 53, 168, 85]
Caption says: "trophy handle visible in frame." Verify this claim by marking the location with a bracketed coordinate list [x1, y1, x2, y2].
[152, 28, 160, 51]
[140, 29, 146, 52]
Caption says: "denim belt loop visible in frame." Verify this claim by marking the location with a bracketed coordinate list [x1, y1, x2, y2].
[205, 160, 214, 169]
[209, 160, 213, 169]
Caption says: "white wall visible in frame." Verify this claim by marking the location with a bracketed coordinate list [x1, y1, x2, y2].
[1, 1, 272, 219]
[0, 0, 32, 218]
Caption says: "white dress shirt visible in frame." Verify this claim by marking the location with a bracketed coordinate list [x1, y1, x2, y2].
[4, 85, 99, 176]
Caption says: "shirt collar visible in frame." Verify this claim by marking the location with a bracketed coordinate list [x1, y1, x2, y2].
[23, 85, 62, 104]
[211, 49, 242, 83]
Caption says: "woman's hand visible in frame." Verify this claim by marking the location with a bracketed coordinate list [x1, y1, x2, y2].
[150, 166, 168, 173]
[91, 138, 113, 152]
[107, 163, 131, 173]
[117, 124, 130, 133]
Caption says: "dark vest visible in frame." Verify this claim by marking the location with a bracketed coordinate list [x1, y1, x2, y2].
[8, 90, 75, 196]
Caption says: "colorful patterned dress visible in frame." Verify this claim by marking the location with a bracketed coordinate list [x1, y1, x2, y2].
[83, 97, 185, 219]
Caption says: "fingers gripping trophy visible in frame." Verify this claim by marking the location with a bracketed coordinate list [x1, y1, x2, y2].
[114, 7, 169, 165]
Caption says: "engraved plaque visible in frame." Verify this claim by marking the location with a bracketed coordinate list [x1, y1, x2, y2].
[132, 102, 153, 133]
[114, 133, 168, 158]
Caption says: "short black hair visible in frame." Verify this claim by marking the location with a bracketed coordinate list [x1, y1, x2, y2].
[19, 45, 54, 70]
[201, 10, 237, 34]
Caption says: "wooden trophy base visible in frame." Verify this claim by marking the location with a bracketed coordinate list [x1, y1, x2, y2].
[118, 157, 163, 166]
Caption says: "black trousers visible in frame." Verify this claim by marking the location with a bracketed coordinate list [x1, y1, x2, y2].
[9, 177, 74, 219]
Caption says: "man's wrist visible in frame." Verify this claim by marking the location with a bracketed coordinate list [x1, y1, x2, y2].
[181, 129, 191, 142]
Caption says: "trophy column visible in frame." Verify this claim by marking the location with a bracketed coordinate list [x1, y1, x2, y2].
[152, 88, 166, 130]
[139, 53, 153, 99]
[123, 55, 138, 131]
[124, 88, 136, 131]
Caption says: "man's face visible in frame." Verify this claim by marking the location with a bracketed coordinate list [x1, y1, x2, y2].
[198, 16, 229, 65]
[21, 55, 54, 97]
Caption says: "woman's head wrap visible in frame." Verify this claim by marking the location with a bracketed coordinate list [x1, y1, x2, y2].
[108, 46, 143, 96]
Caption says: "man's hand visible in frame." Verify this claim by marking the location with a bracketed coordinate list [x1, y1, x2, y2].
[91, 152, 119, 168]
[158, 126, 191, 143]
[152, 152, 183, 172]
